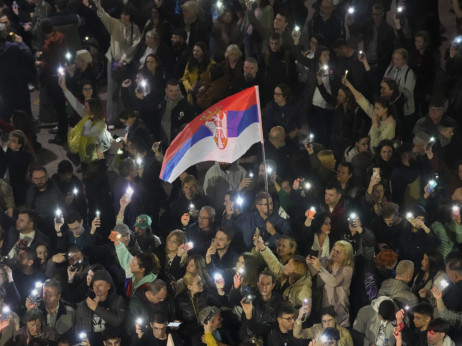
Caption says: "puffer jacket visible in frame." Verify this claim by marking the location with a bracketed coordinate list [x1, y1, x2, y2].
[378, 278, 419, 308]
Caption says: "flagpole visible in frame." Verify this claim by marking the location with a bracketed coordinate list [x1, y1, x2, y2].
[255, 86, 270, 199]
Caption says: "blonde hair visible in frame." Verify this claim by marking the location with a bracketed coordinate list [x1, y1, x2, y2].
[333, 240, 354, 267]
[183, 272, 199, 288]
[166, 229, 185, 247]
[224, 44, 242, 60]
[76, 49, 93, 65]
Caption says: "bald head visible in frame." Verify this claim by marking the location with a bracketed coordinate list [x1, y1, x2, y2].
[269, 126, 285, 148]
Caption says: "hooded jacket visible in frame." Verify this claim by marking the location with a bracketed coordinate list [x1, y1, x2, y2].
[378, 278, 419, 308]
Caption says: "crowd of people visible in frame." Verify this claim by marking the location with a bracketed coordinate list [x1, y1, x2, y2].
[1, 0, 462, 345]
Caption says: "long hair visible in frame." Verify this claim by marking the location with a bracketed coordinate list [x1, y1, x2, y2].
[285, 255, 308, 283]
[240, 253, 259, 289]
[332, 240, 354, 268]
[187, 42, 211, 74]
[310, 212, 330, 235]
[188, 255, 213, 288]
[425, 250, 445, 278]
[87, 98, 104, 122]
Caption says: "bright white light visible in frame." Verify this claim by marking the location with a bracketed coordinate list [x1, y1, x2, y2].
[140, 79, 147, 88]
[2, 306, 10, 314]
[65, 51, 71, 61]
[79, 332, 87, 340]
[310, 206, 316, 212]
[322, 64, 329, 71]
[321, 335, 328, 343]
[267, 166, 273, 174]
[187, 241, 194, 248]
[136, 156, 143, 166]
[55, 208, 62, 217]
[214, 273, 223, 281]
[305, 182, 311, 190]
[136, 318, 143, 325]
[35, 282, 43, 289]
[430, 137, 435, 142]
[359, 50, 363, 55]
[406, 212, 413, 219]
[440, 279, 449, 289]
[238, 267, 245, 274]
[294, 25, 300, 31]
[216, 0, 223, 8]
[429, 180, 436, 186]
[189, 203, 195, 210]
[73, 187, 78, 195]
[349, 213, 357, 219]
[31, 289, 38, 296]
[96, 210, 100, 218]
[456, 36, 462, 44]
[249, 172, 254, 178]
[405, 305, 410, 311]
[397, 6, 403, 12]
[453, 205, 460, 212]
[85, 36, 89, 41]
[126, 186, 134, 197]
[348, 7, 355, 14]
[236, 196, 244, 205]
[58, 66, 64, 75]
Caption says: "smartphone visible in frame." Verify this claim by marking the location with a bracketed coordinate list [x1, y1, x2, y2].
[427, 180, 437, 193]
[244, 294, 256, 304]
[406, 213, 416, 227]
[203, 310, 216, 324]
[254, 227, 260, 239]
[167, 322, 182, 328]
[308, 249, 318, 258]
[153, 141, 162, 151]
[373, 167, 380, 177]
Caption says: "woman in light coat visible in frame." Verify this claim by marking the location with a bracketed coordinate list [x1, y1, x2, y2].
[307, 240, 354, 327]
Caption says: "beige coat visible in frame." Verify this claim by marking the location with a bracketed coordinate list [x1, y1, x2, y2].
[260, 247, 312, 307]
[293, 322, 353, 346]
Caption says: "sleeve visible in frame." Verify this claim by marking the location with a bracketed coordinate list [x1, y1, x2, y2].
[259, 247, 285, 279]
[318, 82, 337, 106]
[439, 308, 462, 329]
[115, 242, 133, 272]
[203, 332, 218, 346]
[120, 24, 141, 63]
[355, 94, 374, 119]
[81, 120, 105, 138]
[63, 89, 86, 117]
[96, 8, 120, 36]
[319, 266, 353, 288]
[182, 64, 193, 93]
[400, 68, 416, 102]
[293, 321, 316, 339]
[456, 223, 462, 243]
[246, 9, 271, 40]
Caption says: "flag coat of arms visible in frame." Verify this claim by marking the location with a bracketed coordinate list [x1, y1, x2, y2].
[160, 86, 262, 183]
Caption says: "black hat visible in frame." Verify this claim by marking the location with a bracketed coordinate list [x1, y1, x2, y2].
[91, 270, 114, 288]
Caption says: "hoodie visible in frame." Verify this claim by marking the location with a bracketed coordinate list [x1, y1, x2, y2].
[378, 278, 419, 308]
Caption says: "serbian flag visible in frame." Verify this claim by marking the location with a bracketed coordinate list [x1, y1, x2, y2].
[160, 86, 263, 183]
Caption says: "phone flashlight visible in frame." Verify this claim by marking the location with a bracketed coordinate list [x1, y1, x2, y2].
[214, 273, 223, 281]
[348, 6, 355, 14]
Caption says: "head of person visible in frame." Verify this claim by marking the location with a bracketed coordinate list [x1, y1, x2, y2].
[7, 130, 26, 152]
[184, 272, 204, 295]
[380, 78, 400, 100]
[86, 98, 104, 122]
[318, 150, 336, 172]
[224, 44, 242, 64]
[283, 255, 308, 281]
[428, 100, 446, 124]
[119, 157, 138, 180]
[255, 192, 274, 218]
[276, 302, 295, 333]
[146, 279, 168, 304]
[119, 109, 139, 127]
[31, 166, 48, 191]
[144, 53, 161, 73]
[324, 181, 342, 208]
[235, 252, 259, 286]
[314, 45, 330, 66]
[374, 249, 398, 271]
[126, 136, 149, 160]
[427, 318, 450, 346]
[414, 31, 430, 52]
[57, 336, 71, 346]
[257, 271, 276, 299]
[243, 57, 258, 80]
[133, 214, 152, 237]
[273, 10, 289, 33]
[413, 131, 431, 154]
[40, 18, 55, 39]
[337, 162, 353, 185]
[371, 3, 385, 25]
[102, 329, 122, 346]
[276, 235, 296, 259]
[320, 306, 337, 329]
[75, 49, 92, 70]
[67, 245, 84, 267]
[410, 205, 428, 229]
[0, 17, 10, 32]
[392, 48, 409, 69]
[16, 208, 36, 234]
[446, 256, 462, 283]
[16, 247, 35, 270]
[171, 28, 187, 47]
[336, 85, 354, 107]
[120, 3, 136, 24]
[330, 240, 354, 267]
[145, 29, 160, 49]
[35, 243, 49, 265]
[86, 264, 105, 287]
[354, 133, 370, 154]
[91, 270, 113, 301]
[437, 118, 457, 141]
[57, 160, 73, 183]
[113, 223, 131, 247]
[43, 279, 61, 309]
[23, 308, 44, 337]
[333, 38, 350, 57]
[395, 260, 415, 284]
[310, 212, 332, 236]
[413, 303, 434, 331]
[421, 250, 445, 276]
[378, 299, 396, 322]
[198, 206, 215, 230]
[269, 32, 282, 53]
[64, 211, 85, 238]
[166, 229, 185, 254]
[373, 97, 393, 121]
[382, 202, 399, 227]
[182, 175, 198, 199]
[165, 79, 182, 102]
[372, 183, 385, 202]
[180, 0, 198, 23]
[319, 0, 334, 19]
[130, 250, 160, 278]
[191, 42, 208, 63]
[321, 327, 341, 345]
[150, 312, 168, 340]
[273, 83, 292, 106]
[268, 126, 286, 148]
[258, 159, 276, 180]
[375, 139, 395, 163]
[79, 80, 95, 101]
[214, 226, 233, 252]
[398, 142, 416, 164]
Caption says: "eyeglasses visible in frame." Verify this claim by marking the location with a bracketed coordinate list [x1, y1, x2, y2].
[280, 316, 295, 321]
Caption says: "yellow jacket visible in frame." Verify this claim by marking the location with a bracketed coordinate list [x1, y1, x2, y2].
[182, 61, 215, 104]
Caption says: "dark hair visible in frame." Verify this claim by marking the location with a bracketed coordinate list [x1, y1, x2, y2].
[320, 305, 337, 318]
[311, 33, 325, 46]
[424, 250, 445, 278]
[127, 135, 149, 154]
[338, 161, 353, 175]
[269, 32, 281, 42]
[11, 110, 35, 138]
[148, 279, 167, 295]
[310, 212, 330, 235]
[374, 139, 396, 164]
[413, 302, 434, 319]
[121, 3, 136, 19]
[276, 9, 289, 23]
[18, 208, 36, 228]
[258, 270, 276, 283]
[119, 158, 137, 177]
[23, 308, 44, 323]
[427, 318, 450, 334]
[88, 98, 104, 121]
[150, 311, 167, 324]
[374, 96, 394, 119]
[166, 78, 180, 87]
[187, 42, 211, 74]
[323, 327, 340, 341]
[325, 180, 342, 194]
[64, 211, 82, 225]
[446, 257, 462, 275]
[397, 143, 414, 158]
[31, 166, 47, 176]
[144, 53, 161, 68]
[102, 328, 122, 341]
[314, 45, 329, 65]
[216, 226, 234, 242]
[40, 18, 54, 34]
[240, 252, 259, 288]
[119, 109, 139, 120]
[57, 160, 73, 174]
[275, 83, 292, 102]
[134, 251, 160, 275]
[333, 38, 348, 49]
[378, 300, 396, 321]
[89, 264, 105, 273]
[415, 30, 430, 45]
[277, 302, 294, 317]
[381, 78, 401, 101]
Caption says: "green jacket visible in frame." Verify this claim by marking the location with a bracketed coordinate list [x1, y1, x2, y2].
[431, 221, 462, 260]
